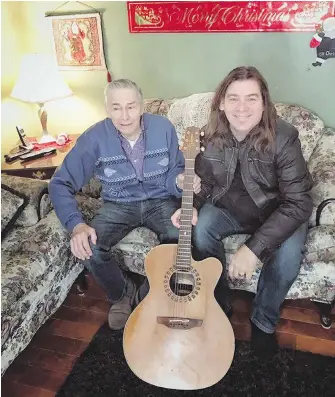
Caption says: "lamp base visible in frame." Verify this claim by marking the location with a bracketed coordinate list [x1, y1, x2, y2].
[38, 133, 56, 144]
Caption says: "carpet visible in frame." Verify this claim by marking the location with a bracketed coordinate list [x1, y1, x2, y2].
[56, 323, 335, 397]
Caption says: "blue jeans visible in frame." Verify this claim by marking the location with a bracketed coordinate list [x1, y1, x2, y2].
[193, 203, 308, 333]
[84, 198, 180, 303]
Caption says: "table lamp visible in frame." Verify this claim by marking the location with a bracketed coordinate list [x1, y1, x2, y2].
[10, 53, 73, 144]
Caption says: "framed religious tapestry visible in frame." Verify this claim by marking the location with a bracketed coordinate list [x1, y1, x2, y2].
[47, 12, 107, 70]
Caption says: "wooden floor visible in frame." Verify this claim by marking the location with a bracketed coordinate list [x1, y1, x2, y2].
[2, 274, 335, 397]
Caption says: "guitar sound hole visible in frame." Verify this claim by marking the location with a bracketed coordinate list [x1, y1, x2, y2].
[169, 272, 195, 297]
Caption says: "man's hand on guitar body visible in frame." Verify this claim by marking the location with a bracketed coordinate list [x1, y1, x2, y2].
[71, 223, 97, 260]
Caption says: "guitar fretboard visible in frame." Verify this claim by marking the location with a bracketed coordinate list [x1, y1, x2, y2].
[176, 158, 195, 271]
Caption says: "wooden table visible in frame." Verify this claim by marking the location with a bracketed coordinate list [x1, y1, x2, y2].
[1, 134, 79, 180]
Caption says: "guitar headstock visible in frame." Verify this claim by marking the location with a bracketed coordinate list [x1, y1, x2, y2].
[179, 127, 205, 160]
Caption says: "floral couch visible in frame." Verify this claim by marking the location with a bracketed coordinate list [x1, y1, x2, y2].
[100, 96, 335, 303]
[1, 175, 87, 375]
[1, 94, 334, 374]
[78, 95, 335, 316]
[105, 95, 334, 316]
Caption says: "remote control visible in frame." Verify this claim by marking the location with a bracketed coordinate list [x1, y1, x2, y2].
[4, 148, 33, 163]
[20, 148, 57, 163]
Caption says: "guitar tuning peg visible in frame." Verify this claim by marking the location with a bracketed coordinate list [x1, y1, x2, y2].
[200, 131, 205, 136]
[201, 146, 205, 152]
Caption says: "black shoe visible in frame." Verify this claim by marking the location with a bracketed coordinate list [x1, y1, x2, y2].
[108, 278, 137, 330]
[250, 320, 278, 357]
[312, 61, 322, 67]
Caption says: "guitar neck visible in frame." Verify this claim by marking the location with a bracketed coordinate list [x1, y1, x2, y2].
[176, 158, 195, 270]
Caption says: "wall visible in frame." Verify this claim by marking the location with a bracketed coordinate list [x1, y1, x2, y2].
[1, 1, 334, 156]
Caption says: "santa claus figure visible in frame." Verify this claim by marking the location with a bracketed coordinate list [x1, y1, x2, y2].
[67, 22, 86, 63]
[310, 15, 335, 66]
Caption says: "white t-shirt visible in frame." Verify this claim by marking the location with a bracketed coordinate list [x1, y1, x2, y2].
[126, 137, 139, 149]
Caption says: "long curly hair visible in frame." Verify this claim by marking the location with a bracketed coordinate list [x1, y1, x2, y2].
[204, 66, 277, 153]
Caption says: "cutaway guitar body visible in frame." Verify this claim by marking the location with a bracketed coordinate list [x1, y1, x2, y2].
[123, 127, 235, 390]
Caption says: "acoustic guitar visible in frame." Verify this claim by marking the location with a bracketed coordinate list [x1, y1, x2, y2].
[123, 127, 235, 390]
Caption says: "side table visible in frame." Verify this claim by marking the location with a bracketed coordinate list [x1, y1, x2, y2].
[1, 134, 79, 180]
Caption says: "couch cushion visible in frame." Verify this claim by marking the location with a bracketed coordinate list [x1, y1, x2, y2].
[81, 177, 102, 199]
[167, 92, 214, 141]
[113, 227, 160, 274]
[1, 211, 71, 318]
[113, 225, 335, 301]
[1, 174, 51, 227]
[144, 98, 177, 117]
[304, 225, 335, 263]
[274, 103, 324, 161]
[1, 184, 27, 239]
[1, 256, 83, 374]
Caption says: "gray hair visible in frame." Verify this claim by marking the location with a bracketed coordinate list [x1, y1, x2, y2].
[104, 79, 143, 105]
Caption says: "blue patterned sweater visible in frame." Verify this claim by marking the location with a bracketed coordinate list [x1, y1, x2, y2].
[49, 113, 184, 232]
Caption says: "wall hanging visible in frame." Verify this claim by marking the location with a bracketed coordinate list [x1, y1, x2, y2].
[46, 2, 111, 81]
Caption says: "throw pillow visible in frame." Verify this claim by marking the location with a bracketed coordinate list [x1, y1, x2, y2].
[1, 184, 28, 239]
[1, 174, 51, 227]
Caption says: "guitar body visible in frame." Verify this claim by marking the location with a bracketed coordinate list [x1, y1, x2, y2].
[123, 244, 235, 390]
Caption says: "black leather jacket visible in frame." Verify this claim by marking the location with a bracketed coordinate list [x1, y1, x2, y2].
[194, 118, 313, 264]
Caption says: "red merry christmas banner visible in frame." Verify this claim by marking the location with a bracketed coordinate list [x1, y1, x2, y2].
[127, 1, 335, 33]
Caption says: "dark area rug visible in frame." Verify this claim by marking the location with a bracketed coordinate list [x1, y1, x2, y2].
[56, 323, 335, 397]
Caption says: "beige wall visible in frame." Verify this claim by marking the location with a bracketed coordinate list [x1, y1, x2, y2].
[1, 1, 107, 156]
[2, 1, 335, 157]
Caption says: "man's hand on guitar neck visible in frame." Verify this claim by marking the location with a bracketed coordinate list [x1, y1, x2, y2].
[171, 207, 198, 228]
[176, 173, 201, 194]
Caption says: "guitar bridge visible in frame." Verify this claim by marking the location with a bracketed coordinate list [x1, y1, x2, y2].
[157, 316, 203, 329]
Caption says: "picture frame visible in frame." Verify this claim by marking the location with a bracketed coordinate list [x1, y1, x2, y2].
[47, 12, 107, 70]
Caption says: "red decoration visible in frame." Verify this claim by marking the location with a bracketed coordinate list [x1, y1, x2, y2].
[127, 1, 335, 33]
[27, 136, 72, 151]
[107, 71, 112, 82]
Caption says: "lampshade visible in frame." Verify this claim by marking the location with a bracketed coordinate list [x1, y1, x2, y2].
[10, 53, 73, 104]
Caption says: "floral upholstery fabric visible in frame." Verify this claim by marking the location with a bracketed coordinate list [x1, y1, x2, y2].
[1, 177, 84, 375]
[308, 127, 335, 227]
[274, 103, 325, 161]
[1, 186, 26, 236]
[144, 98, 178, 117]
[81, 176, 102, 199]
[1, 255, 82, 375]
[1, 174, 51, 227]
[1, 209, 84, 374]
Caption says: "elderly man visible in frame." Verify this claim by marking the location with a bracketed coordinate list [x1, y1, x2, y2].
[49, 79, 200, 330]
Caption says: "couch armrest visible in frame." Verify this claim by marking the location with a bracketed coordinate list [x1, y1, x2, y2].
[1, 174, 52, 226]
[308, 127, 335, 227]
[316, 198, 335, 226]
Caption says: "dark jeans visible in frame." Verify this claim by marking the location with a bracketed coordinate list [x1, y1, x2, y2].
[83, 198, 180, 303]
[193, 203, 308, 333]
